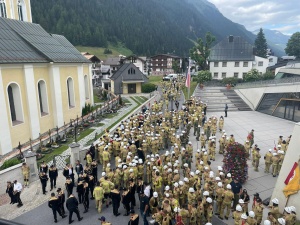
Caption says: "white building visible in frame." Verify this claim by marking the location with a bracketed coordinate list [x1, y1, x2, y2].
[209, 36, 270, 79]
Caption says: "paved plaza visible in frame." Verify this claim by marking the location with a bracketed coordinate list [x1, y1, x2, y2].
[3, 86, 296, 225]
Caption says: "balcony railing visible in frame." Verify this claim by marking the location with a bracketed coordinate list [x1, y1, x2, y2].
[235, 77, 300, 89]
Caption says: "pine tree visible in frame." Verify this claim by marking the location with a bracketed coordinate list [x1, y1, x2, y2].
[255, 28, 268, 58]
[223, 142, 248, 184]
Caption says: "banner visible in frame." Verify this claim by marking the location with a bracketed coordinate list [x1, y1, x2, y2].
[283, 162, 300, 197]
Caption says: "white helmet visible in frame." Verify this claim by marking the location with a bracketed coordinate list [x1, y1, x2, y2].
[227, 173, 231, 178]
[179, 181, 184, 186]
[226, 184, 232, 189]
[184, 177, 189, 182]
[236, 204, 242, 212]
[203, 191, 209, 196]
[174, 182, 179, 187]
[174, 169, 179, 174]
[184, 163, 188, 168]
[239, 199, 245, 204]
[205, 223, 212, 225]
[272, 198, 279, 204]
[168, 168, 172, 173]
[290, 206, 296, 212]
[264, 220, 271, 225]
[215, 177, 221, 181]
[190, 172, 195, 176]
[241, 214, 248, 220]
[195, 170, 200, 175]
[249, 211, 255, 218]
[206, 197, 212, 203]
[284, 207, 291, 214]
[153, 192, 158, 198]
[129, 169, 133, 173]
[277, 218, 285, 225]
[102, 172, 106, 176]
[217, 182, 223, 187]
[165, 186, 170, 191]
[174, 207, 181, 213]
[189, 187, 195, 193]
[165, 193, 170, 198]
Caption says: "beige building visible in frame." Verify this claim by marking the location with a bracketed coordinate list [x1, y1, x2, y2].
[0, 0, 32, 22]
[0, 3, 93, 155]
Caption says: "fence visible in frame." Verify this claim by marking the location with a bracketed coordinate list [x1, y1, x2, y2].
[235, 77, 300, 89]
[0, 88, 120, 164]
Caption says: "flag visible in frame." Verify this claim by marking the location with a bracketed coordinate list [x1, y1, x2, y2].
[283, 162, 300, 197]
[185, 59, 191, 88]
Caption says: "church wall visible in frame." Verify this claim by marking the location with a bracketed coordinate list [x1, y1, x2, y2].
[33, 66, 55, 134]
[1, 66, 31, 150]
[59, 66, 82, 124]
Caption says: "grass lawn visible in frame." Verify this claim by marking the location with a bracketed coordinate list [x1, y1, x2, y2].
[95, 122, 105, 127]
[76, 43, 132, 60]
[104, 113, 119, 119]
[37, 145, 69, 166]
[182, 80, 198, 100]
[148, 75, 163, 86]
[94, 93, 104, 103]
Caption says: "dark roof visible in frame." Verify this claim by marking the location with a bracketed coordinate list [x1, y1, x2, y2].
[110, 63, 148, 81]
[0, 17, 90, 64]
[121, 55, 146, 62]
[103, 57, 120, 66]
[267, 61, 288, 70]
[209, 36, 254, 62]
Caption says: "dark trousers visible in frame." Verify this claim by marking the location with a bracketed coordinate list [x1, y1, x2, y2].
[59, 204, 65, 215]
[69, 209, 80, 223]
[78, 193, 83, 203]
[52, 208, 62, 221]
[89, 187, 94, 198]
[113, 203, 119, 215]
[233, 193, 239, 209]
[140, 210, 149, 225]
[225, 110, 227, 117]
[42, 182, 47, 194]
[124, 203, 130, 214]
[67, 188, 73, 197]
[15, 192, 23, 205]
[83, 197, 89, 211]
[50, 178, 56, 190]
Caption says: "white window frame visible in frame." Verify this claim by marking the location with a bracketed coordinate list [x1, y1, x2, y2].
[67, 77, 75, 108]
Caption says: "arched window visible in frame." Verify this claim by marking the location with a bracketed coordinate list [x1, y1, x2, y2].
[7, 83, 23, 125]
[17, 0, 27, 21]
[37, 80, 49, 115]
[67, 77, 75, 108]
[84, 75, 89, 99]
[0, 0, 7, 18]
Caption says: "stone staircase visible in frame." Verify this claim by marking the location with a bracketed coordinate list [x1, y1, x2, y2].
[193, 86, 252, 112]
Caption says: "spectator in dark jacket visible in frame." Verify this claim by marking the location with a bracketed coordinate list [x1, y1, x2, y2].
[48, 192, 66, 223]
[111, 185, 121, 216]
[75, 160, 83, 179]
[66, 194, 83, 224]
[49, 165, 58, 191]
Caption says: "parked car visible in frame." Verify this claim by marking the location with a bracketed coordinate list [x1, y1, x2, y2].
[162, 74, 178, 81]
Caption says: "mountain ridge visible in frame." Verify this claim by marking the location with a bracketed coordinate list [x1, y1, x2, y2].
[31, 0, 285, 57]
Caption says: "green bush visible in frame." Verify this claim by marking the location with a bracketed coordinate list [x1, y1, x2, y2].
[104, 48, 112, 54]
[0, 158, 22, 171]
[262, 71, 275, 80]
[82, 103, 95, 116]
[194, 70, 212, 83]
[222, 77, 243, 85]
[142, 83, 156, 93]
[243, 69, 262, 82]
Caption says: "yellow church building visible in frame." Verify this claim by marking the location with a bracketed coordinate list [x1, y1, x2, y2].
[0, 0, 93, 155]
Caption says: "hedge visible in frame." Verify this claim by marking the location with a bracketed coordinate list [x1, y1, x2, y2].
[0, 158, 22, 171]
[142, 83, 156, 93]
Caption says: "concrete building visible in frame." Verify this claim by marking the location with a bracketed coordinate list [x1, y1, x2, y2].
[81, 52, 101, 86]
[150, 54, 181, 75]
[110, 63, 148, 94]
[120, 55, 148, 75]
[0, 10, 93, 155]
[209, 36, 269, 79]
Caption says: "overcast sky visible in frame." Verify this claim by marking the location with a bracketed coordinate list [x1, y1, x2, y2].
[207, 0, 300, 35]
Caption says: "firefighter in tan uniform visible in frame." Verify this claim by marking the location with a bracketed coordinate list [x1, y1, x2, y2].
[219, 184, 234, 220]
[264, 149, 273, 173]
[21, 162, 30, 187]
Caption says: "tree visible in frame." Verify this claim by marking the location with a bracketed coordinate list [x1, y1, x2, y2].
[172, 61, 180, 74]
[285, 32, 300, 59]
[262, 71, 275, 80]
[194, 70, 212, 84]
[190, 32, 216, 70]
[254, 28, 268, 58]
[243, 69, 261, 82]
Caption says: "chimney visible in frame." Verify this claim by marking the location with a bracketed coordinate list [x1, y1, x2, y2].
[229, 35, 234, 43]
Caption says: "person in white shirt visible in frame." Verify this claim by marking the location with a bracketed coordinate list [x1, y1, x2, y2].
[13, 180, 23, 207]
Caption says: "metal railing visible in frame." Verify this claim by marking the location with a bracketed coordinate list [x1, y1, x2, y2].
[235, 77, 300, 89]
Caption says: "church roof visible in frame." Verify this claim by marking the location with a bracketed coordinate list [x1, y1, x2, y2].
[0, 18, 90, 64]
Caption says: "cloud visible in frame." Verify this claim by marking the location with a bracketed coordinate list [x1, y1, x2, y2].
[207, 0, 300, 34]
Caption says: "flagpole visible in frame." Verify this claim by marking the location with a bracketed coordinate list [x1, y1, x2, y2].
[187, 57, 191, 99]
